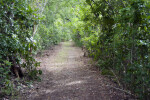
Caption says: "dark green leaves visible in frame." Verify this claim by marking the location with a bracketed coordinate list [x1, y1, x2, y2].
[0, 0, 42, 97]
[71, 0, 150, 99]
[86, 0, 92, 5]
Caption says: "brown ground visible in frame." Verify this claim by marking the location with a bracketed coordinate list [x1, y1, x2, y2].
[21, 42, 134, 100]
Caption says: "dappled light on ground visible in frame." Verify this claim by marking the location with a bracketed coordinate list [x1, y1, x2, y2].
[20, 42, 133, 100]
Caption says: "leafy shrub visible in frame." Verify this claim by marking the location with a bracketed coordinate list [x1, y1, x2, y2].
[0, 0, 41, 97]
[71, 0, 150, 99]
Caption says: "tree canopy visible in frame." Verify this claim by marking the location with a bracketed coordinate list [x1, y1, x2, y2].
[0, 0, 150, 99]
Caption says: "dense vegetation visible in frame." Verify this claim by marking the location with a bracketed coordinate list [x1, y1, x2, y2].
[0, 0, 42, 97]
[0, 0, 149, 99]
[70, 0, 150, 99]
[0, 0, 72, 98]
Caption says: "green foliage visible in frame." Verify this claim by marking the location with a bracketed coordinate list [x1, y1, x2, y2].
[0, 0, 149, 99]
[69, 0, 150, 99]
[0, 60, 14, 97]
[101, 69, 113, 76]
[34, 0, 71, 51]
[0, 0, 41, 97]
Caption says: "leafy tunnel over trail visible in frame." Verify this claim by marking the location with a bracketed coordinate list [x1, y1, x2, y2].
[0, 0, 150, 99]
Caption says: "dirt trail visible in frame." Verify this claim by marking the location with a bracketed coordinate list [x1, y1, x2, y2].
[22, 42, 132, 100]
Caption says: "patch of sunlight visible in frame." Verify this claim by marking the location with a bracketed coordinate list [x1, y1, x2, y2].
[45, 89, 56, 94]
[63, 41, 72, 46]
[55, 50, 67, 63]
[52, 41, 74, 66]
[66, 80, 85, 86]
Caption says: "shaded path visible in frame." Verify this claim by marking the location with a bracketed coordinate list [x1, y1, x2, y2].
[23, 42, 131, 100]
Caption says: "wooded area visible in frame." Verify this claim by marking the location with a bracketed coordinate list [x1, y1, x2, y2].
[0, 0, 149, 99]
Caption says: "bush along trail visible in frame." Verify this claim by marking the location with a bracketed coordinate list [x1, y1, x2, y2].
[0, 0, 149, 99]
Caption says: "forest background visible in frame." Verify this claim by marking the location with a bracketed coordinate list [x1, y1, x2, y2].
[0, 0, 149, 99]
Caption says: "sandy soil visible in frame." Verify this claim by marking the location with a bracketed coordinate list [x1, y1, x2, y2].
[20, 42, 133, 100]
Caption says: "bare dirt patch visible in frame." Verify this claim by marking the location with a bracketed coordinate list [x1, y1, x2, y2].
[20, 42, 134, 100]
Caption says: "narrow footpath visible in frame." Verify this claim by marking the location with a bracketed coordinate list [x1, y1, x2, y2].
[22, 42, 132, 100]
